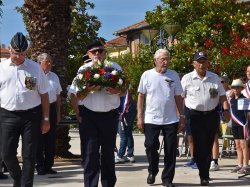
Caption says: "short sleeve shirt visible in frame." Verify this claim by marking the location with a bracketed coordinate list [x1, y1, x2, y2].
[46, 71, 62, 103]
[138, 68, 183, 125]
[181, 70, 225, 111]
[0, 58, 50, 110]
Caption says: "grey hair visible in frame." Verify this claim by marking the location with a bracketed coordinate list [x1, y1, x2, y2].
[154, 49, 170, 59]
[37, 53, 53, 63]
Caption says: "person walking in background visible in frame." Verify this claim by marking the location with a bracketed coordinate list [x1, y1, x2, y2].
[0, 32, 50, 187]
[137, 49, 184, 187]
[115, 90, 137, 164]
[181, 51, 230, 186]
[36, 53, 62, 175]
[70, 40, 126, 187]
[229, 79, 249, 174]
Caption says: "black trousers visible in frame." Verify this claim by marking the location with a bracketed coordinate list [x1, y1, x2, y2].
[189, 109, 220, 179]
[144, 123, 178, 183]
[0, 106, 41, 187]
[36, 102, 57, 170]
[80, 106, 118, 187]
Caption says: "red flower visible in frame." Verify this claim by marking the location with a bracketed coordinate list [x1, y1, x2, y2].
[205, 38, 213, 49]
[85, 72, 91, 79]
[221, 47, 230, 55]
[215, 23, 223, 29]
[111, 75, 118, 82]
[99, 68, 105, 75]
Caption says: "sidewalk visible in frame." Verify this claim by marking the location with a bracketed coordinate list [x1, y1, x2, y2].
[1, 131, 250, 187]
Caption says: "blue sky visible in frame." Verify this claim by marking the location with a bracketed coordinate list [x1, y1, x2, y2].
[0, 0, 161, 46]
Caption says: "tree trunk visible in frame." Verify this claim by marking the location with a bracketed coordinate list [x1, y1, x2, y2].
[24, 0, 73, 157]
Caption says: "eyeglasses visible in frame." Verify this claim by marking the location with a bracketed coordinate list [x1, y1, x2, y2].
[89, 49, 104, 54]
[221, 81, 225, 83]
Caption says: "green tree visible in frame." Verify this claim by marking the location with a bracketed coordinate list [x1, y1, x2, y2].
[0, 1, 3, 17]
[146, 0, 250, 79]
[67, 0, 101, 83]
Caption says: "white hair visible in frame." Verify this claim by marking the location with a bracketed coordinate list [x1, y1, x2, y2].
[37, 53, 53, 63]
[154, 49, 170, 59]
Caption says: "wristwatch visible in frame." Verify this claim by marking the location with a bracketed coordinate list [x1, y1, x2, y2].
[179, 114, 185, 119]
[44, 117, 49, 121]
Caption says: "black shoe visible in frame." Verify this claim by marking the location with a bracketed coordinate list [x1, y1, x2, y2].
[2, 162, 8, 173]
[163, 181, 175, 187]
[0, 172, 8, 179]
[147, 173, 156, 184]
[200, 179, 209, 186]
[36, 167, 46, 175]
[46, 168, 57, 174]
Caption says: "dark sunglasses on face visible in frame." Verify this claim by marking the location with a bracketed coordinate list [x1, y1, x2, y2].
[221, 81, 225, 83]
[89, 49, 104, 54]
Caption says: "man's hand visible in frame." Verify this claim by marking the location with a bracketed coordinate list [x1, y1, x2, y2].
[105, 87, 120, 94]
[178, 117, 185, 133]
[41, 120, 50, 134]
[137, 116, 144, 129]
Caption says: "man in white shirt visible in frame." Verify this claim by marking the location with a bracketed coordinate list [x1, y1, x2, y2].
[69, 40, 125, 187]
[36, 53, 62, 175]
[0, 32, 50, 187]
[137, 49, 184, 187]
[181, 51, 230, 186]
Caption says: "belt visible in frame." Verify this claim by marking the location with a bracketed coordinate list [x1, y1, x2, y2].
[190, 108, 216, 115]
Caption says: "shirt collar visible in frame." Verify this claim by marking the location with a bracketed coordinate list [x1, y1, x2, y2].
[192, 70, 212, 80]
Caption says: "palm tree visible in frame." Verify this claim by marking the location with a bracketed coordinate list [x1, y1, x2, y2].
[23, 0, 73, 157]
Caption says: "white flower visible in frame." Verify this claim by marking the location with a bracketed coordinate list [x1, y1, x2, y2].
[105, 60, 113, 67]
[97, 60, 102, 66]
[78, 74, 83, 79]
[94, 74, 100, 79]
[82, 86, 86, 90]
[111, 70, 118, 75]
[118, 79, 123, 85]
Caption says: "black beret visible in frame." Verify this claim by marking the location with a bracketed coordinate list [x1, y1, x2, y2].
[10, 32, 28, 52]
[86, 40, 104, 51]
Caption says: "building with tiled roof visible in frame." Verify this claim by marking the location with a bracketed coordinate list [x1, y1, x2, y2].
[0, 47, 10, 61]
[105, 36, 128, 57]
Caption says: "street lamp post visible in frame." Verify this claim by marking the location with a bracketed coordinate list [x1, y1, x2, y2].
[141, 24, 181, 54]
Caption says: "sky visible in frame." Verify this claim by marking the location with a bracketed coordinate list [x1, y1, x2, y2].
[0, 0, 162, 47]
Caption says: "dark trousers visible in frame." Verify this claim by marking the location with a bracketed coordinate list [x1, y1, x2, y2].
[0, 106, 41, 187]
[36, 103, 57, 170]
[189, 109, 220, 180]
[144, 123, 178, 183]
[81, 106, 118, 187]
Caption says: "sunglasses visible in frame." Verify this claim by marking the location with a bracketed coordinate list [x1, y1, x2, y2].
[89, 49, 104, 54]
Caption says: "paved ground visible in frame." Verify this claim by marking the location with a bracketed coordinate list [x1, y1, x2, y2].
[1, 130, 250, 187]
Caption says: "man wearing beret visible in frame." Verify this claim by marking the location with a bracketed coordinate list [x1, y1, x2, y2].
[181, 51, 230, 186]
[0, 32, 50, 187]
[69, 40, 125, 187]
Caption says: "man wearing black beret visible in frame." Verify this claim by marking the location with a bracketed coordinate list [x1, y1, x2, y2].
[69, 39, 126, 187]
[0, 32, 50, 187]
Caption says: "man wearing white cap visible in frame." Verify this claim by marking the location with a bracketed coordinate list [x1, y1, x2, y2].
[181, 51, 230, 186]
[0, 32, 50, 187]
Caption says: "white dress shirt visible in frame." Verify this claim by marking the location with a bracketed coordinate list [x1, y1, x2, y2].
[46, 71, 62, 103]
[0, 58, 50, 111]
[68, 61, 122, 112]
[181, 70, 225, 111]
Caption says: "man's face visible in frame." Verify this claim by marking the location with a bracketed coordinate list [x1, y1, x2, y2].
[9, 47, 26, 65]
[193, 58, 209, 75]
[155, 53, 170, 73]
[39, 59, 53, 74]
[87, 47, 105, 63]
